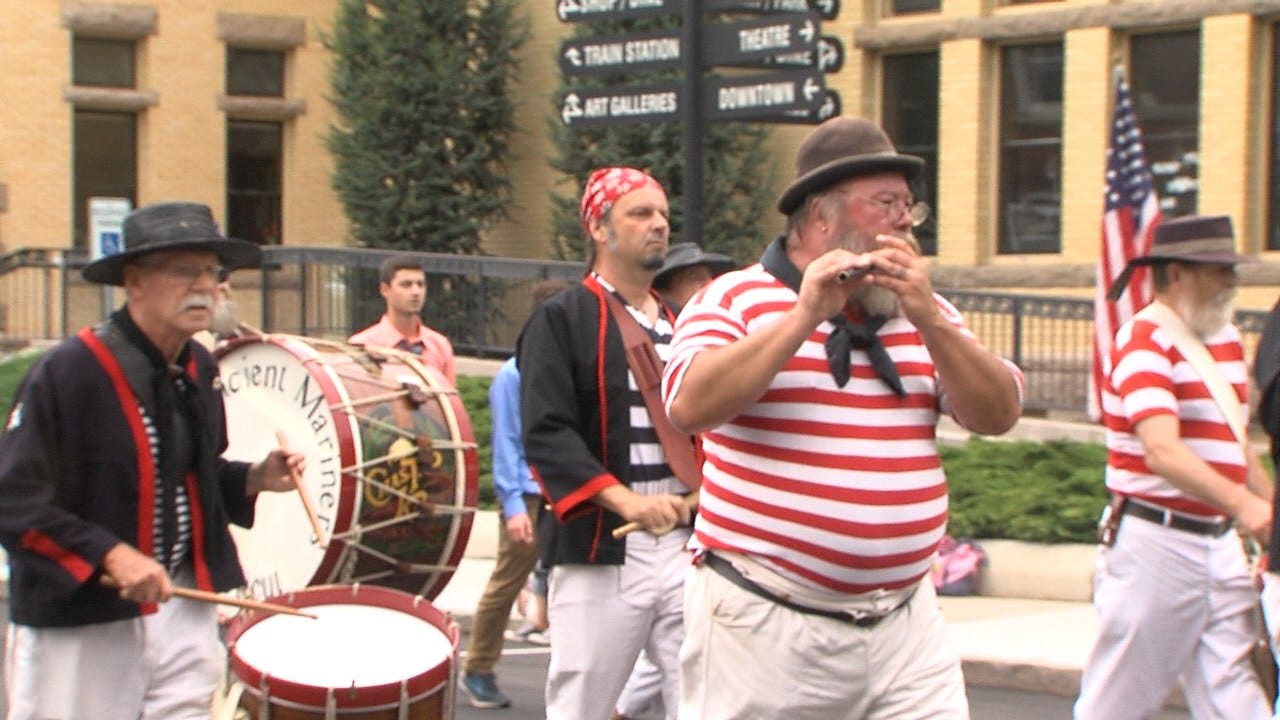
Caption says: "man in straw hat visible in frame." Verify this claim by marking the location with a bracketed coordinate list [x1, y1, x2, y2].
[0, 201, 305, 719]
[1076, 214, 1272, 719]
[662, 116, 1024, 718]
[516, 167, 696, 719]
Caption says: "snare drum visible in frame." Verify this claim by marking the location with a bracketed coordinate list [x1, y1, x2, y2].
[226, 584, 458, 719]
[216, 335, 479, 600]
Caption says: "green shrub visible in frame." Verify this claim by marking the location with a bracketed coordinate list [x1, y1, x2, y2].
[455, 374, 496, 509]
[942, 438, 1109, 544]
[0, 350, 44, 423]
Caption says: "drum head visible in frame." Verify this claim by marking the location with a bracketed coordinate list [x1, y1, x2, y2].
[217, 335, 478, 601]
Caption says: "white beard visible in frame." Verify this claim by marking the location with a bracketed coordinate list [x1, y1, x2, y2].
[1174, 289, 1235, 339]
[855, 284, 900, 318]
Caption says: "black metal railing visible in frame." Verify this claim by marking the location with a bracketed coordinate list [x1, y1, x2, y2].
[0, 245, 1269, 416]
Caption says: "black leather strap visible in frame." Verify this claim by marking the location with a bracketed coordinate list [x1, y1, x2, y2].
[702, 553, 914, 627]
[1121, 499, 1233, 537]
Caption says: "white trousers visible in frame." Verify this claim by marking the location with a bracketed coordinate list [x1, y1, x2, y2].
[678, 562, 968, 720]
[616, 648, 664, 719]
[544, 528, 689, 720]
[5, 594, 221, 720]
[1074, 515, 1270, 720]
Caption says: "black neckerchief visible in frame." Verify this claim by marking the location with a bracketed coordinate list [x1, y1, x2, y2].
[759, 237, 905, 395]
[110, 308, 205, 568]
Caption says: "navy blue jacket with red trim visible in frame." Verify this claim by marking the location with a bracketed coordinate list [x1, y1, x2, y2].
[0, 320, 254, 627]
[516, 276, 684, 566]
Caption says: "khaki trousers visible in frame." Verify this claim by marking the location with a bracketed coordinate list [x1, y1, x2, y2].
[463, 495, 542, 674]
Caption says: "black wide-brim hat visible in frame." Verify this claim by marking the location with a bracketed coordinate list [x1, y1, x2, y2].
[777, 116, 924, 215]
[654, 242, 736, 286]
[82, 201, 262, 286]
[1106, 214, 1257, 301]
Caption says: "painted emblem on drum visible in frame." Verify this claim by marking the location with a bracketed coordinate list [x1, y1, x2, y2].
[364, 436, 445, 518]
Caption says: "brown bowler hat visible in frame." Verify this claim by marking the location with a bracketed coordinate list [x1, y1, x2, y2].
[82, 202, 262, 286]
[1106, 214, 1257, 302]
[776, 116, 924, 215]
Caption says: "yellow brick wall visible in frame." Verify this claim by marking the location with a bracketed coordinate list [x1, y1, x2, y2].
[1059, 28, 1110, 265]
[0, 3, 74, 250]
[0, 0, 343, 252]
[1198, 14, 1255, 250]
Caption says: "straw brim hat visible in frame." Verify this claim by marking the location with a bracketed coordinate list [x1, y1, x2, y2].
[82, 201, 261, 286]
[777, 116, 924, 215]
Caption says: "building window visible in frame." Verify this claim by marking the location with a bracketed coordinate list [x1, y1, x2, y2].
[882, 51, 939, 256]
[226, 48, 285, 97]
[1130, 31, 1200, 219]
[227, 121, 282, 245]
[74, 111, 137, 249]
[889, 0, 940, 13]
[1269, 23, 1279, 250]
[998, 42, 1063, 254]
[72, 37, 135, 87]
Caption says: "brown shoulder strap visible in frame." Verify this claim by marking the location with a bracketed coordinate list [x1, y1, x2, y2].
[602, 291, 701, 491]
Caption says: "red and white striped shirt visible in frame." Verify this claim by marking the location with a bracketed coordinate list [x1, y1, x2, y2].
[662, 265, 1025, 594]
[1103, 316, 1249, 516]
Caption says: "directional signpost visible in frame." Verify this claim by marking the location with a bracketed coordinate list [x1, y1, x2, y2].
[556, 0, 843, 246]
[705, 70, 824, 120]
[556, 0, 680, 23]
[560, 82, 682, 128]
[704, 0, 839, 21]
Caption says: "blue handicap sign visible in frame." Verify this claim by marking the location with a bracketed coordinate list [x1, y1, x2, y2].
[100, 231, 121, 256]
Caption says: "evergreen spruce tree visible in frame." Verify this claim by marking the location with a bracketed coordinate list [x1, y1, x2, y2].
[548, 16, 778, 266]
[327, 0, 527, 253]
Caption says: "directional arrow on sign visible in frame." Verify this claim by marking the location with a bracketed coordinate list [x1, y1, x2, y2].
[705, 69, 825, 121]
[560, 81, 683, 128]
[716, 34, 844, 74]
[759, 88, 842, 125]
[703, 12, 819, 67]
[556, 0, 680, 23]
[704, 0, 839, 21]
[560, 30, 682, 77]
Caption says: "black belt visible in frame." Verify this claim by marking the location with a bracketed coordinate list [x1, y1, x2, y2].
[1121, 499, 1233, 537]
[701, 553, 915, 628]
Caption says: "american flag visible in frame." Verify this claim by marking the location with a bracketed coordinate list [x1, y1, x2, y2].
[1090, 66, 1161, 420]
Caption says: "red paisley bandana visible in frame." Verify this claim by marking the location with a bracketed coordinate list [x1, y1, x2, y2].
[579, 167, 664, 234]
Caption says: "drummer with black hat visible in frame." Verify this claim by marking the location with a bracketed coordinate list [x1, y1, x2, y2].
[0, 201, 304, 719]
[661, 116, 1024, 718]
[1076, 214, 1272, 719]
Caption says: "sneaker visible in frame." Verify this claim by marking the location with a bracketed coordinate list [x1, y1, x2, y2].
[504, 621, 551, 646]
[459, 672, 511, 709]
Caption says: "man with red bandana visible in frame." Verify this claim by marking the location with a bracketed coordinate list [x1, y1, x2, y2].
[516, 167, 696, 720]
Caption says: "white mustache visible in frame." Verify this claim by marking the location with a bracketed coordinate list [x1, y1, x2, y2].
[179, 294, 216, 312]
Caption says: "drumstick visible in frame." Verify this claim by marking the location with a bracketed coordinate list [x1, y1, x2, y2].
[611, 490, 700, 539]
[275, 430, 328, 549]
[100, 576, 318, 619]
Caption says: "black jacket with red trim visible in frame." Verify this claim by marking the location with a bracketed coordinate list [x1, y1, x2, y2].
[516, 276, 684, 567]
[0, 317, 254, 627]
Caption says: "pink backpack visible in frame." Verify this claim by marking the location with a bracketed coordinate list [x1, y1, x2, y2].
[931, 535, 987, 596]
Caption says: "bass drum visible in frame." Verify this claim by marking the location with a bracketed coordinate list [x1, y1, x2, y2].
[216, 334, 478, 600]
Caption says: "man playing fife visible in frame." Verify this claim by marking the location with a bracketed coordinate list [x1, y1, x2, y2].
[349, 254, 456, 384]
[1075, 214, 1273, 719]
[663, 116, 1024, 719]
[518, 167, 694, 720]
